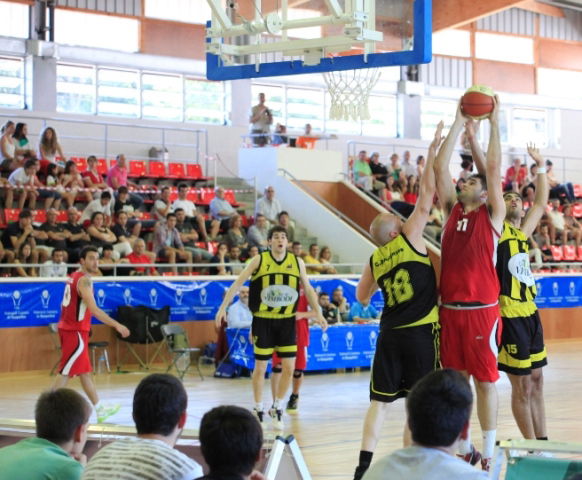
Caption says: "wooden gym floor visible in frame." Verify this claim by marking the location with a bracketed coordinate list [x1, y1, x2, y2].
[0, 339, 581, 479]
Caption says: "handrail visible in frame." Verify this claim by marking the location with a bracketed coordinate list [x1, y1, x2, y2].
[240, 131, 335, 149]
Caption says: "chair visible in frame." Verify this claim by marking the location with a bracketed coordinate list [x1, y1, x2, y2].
[563, 245, 577, 262]
[224, 189, 240, 207]
[573, 203, 582, 218]
[168, 162, 186, 179]
[96, 158, 109, 175]
[574, 184, 582, 198]
[72, 157, 87, 171]
[129, 160, 146, 178]
[161, 324, 203, 380]
[89, 341, 111, 374]
[186, 163, 206, 180]
[550, 245, 563, 262]
[148, 161, 166, 178]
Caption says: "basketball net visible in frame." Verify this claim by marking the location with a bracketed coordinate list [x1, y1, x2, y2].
[323, 68, 381, 122]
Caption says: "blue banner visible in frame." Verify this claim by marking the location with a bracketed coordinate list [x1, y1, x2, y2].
[227, 324, 379, 371]
[0, 275, 580, 328]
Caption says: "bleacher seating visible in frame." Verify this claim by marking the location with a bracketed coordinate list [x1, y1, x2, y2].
[72, 157, 87, 171]
[96, 158, 109, 175]
[168, 162, 186, 179]
[574, 184, 582, 198]
[129, 160, 147, 177]
[563, 245, 577, 262]
[550, 245, 564, 262]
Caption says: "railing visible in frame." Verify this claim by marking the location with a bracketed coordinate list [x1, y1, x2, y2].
[240, 131, 336, 149]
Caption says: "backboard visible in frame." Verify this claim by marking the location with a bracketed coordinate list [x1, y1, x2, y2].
[205, 0, 431, 81]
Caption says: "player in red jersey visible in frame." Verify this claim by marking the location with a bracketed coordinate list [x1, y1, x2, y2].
[51, 246, 130, 423]
[434, 96, 505, 471]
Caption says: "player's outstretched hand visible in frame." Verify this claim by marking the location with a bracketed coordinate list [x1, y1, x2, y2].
[429, 121, 445, 154]
[116, 324, 130, 338]
[316, 315, 328, 331]
[215, 309, 226, 329]
[527, 143, 543, 166]
[489, 94, 500, 124]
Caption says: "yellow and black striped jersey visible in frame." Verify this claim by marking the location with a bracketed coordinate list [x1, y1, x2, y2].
[496, 221, 537, 318]
[370, 233, 438, 329]
[249, 251, 301, 319]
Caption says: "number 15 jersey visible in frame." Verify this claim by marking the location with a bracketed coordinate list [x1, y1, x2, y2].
[370, 233, 438, 329]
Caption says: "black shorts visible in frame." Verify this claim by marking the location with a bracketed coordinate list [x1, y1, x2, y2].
[370, 322, 440, 403]
[252, 316, 296, 361]
[498, 310, 547, 376]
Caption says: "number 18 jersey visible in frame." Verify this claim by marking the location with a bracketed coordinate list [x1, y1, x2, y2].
[370, 233, 438, 329]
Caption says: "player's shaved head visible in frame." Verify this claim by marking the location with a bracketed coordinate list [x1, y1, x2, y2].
[370, 213, 402, 245]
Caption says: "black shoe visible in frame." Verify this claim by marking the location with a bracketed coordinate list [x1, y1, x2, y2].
[253, 408, 264, 424]
[353, 465, 368, 480]
[286, 394, 299, 412]
[457, 444, 482, 466]
[268, 406, 284, 430]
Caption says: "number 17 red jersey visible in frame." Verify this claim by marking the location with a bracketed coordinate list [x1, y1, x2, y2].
[440, 203, 501, 305]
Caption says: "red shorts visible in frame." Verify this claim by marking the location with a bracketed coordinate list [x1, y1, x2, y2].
[440, 305, 502, 383]
[59, 330, 92, 377]
[272, 319, 309, 370]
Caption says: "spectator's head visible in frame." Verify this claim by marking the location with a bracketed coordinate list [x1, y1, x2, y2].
[1, 120, 14, 135]
[166, 213, 177, 229]
[178, 183, 189, 199]
[79, 246, 100, 274]
[229, 214, 242, 229]
[18, 242, 32, 261]
[24, 159, 37, 176]
[545, 159, 553, 171]
[403, 150, 411, 163]
[255, 214, 267, 229]
[199, 405, 263, 477]
[91, 211, 105, 227]
[512, 157, 522, 169]
[458, 174, 487, 205]
[503, 191, 524, 221]
[161, 186, 171, 202]
[174, 208, 186, 224]
[369, 213, 403, 245]
[216, 242, 228, 258]
[540, 224, 549, 235]
[116, 210, 128, 226]
[133, 238, 146, 255]
[67, 207, 79, 223]
[258, 92, 265, 104]
[268, 226, 288, 252]
[52, 248, 66, 264]
[550, 198, 561, 210]
[309, 243, 319, 258]
[332, 287, 344, 304]
[304, 123, 312, 135]
[407, 369, 472, 449]
[102, 244, 114, 259]
[35, 389, 91, 451]
[320, 246, 332, 261]
[358, 150, 367, 161]
[291, 241, 303, 257]
[46, 208, 58, 225]
[13, 122, 27, 139]
[215, 186, 225, 199]
[118, 185, 129, 201]
[416, 155, 425, 166]
[564, 204, 573, 216]
[64, 160, 77, 175]
[530, 163, 538, 174]
[100, 190, 112, 206]
[87, 155, 97, 168]
[40, 127, 57, 151]
[278, 210, 290, 227]
[46, 162, 58, 178]
[369, 152, 380, 163]
[319, 292, 330, 308]
[390, 153, 399, 166]
[460, 158, 473, 171]
[116, 154, 127, 167]
[133, 374, 188, 443]
[18, 208, 33, 228]
[229, 245, 241, 260]
[247, 245, 259, 258]
[237, 286, 249, 305]
[264, 186, 275, 200]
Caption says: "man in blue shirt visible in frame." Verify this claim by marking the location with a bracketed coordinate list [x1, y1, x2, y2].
[350, 300, 379, 323]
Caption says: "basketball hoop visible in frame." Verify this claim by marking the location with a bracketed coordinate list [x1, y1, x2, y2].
[323, 68, 381, 122]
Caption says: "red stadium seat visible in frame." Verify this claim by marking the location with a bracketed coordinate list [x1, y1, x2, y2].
[169, 189, 178, 203]
[168, 162, 186, 179]
[573, 203, 582, 219]
[33, 210, 46, 224]
[207, 241, 219, 255]
[96, 158, 109, 175]
[4, 208, 21, 224]
[563, 245, 577, 262]
[72, 157, 87, 171]
[224, 189, 239, 207]
[56, 210, 68, 222]
[576, 246, 582, 262]
[574, 184, 582, 198]
[198, 188, 215, 206]
[148, 161, 166, 177]
[186, 163, 205, 180]
[129, 160, 146, 178]
[186, 189, 200, 203]
[550, 245, 563, 262]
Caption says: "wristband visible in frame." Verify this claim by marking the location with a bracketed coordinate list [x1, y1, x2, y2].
[537, 167, 546, 174]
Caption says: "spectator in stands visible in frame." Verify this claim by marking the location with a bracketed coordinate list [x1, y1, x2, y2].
[255, 186, 282, 225]
[532, 225, 553, 263]
[401, 150, 417, 178]
[40, 248, 68, 277]
[528, 238, 545, 270]
[153, 213, 193, 274]
[12, 122, 34, 163]
[0, 388, 91, 480]
[522, 163, 538, 204]
[82, 374, 203, 480]
[114, 186, 145, 236]
[354, 150, 374, 192]
[80, 191, 113, 226]
[245, 245, 259, 263]
[111, 211, 140, 251]
[198, 405, 263, 480]
[331, 287, 350, 323]
[127, 238, 159, 276]
[98, 244, 126, 276]
[209, 186, 237, 233]
[172, 183, 213, 241]
[14, 242, 37, 277]
[63, 160, 92, 203]
[174, 208, 212, 264]
[368, 152, 389, 202]
[349, 299, 379, 323]
[106, 154, 143, 209]
[247, 214, 269, 251]
[459, 158, 473, 182]
[385, 175, 402, 202]
[225, 214, 248, 250]
[249, 92, 273, 147]
[63, 207, 91, 263]
[82, 155, 108, 197]
[319, 292, 341, 324]
[455, 177, 466, 194]
[547, 198, 570, 245]
[388, 153, 403, 182]
[227, 286, 252, 328]
[277, 210, 294, 243]
[564, 204, 582, 247]
[426, 199, 445, 242]
[38, 126, 66, 175]
[1, 209, 40, 264]
[403, 175, 419, 204]
[416, 155, 426, 179]
[291, 240, 304, 259]
[546, 159, 575, 203]
[228, 245, 244, 275]
[503, 157, 527, 192]
[7, 158, 60, 210]
[272, 123, 288, 145]
[87, 212, 126, 260]
[0, 120, 16, 171]
[40, 208, 70, 261]
[304, 244, 335, 274]
[362, 369, 487, 480]
[210, 242, 232, 276]
[46, 163, 75, 208]
[296, 123, 318, 149]
[319, 246, 338, 274]
[154, 186, 172, 221]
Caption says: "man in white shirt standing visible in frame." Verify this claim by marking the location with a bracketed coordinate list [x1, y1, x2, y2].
[249, 92, 273, 147]
[255, 186, 282, 226]
[227, 286, 252, 329]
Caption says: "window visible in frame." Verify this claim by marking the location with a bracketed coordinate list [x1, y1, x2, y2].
[0, 1, 28, 38]
[0, 57, 24, 109]
[97, 68, 139, 118]
[145, 0, 211, 24]
[432, 29, 471, 57]
[475, 32, 534, 64]
[537, 68, 582, 99]
[286, 88, 324, 131]
[511, 108, 548, 148]
[142, 73, 183, 121]
[184, 78, 225, 124]
[55, 10, 139, 52]
[420, 98, 457, 140]
[362, 95, 398, 138]
[57, 64, 95, 114]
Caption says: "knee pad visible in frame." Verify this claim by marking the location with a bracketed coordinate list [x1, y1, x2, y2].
[272, 365, 282, 374]
[293, 369, 303, 378]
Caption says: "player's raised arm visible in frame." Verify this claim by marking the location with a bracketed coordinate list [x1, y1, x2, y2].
[356, 263, 379, 304]
[297, 257, 327, 331]
[403, 121, 444, 247]
[465, 119, 486, 175]
[521, 143, 549, 237]
[434, 102, 465, 218]
[485, 95, 506, 233]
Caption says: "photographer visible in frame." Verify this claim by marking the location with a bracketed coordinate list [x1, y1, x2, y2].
[249, 92, 273, 147]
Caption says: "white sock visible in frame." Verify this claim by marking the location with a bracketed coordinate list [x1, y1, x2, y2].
[273, 398, 283, 409]
[254, 402, 263, 412]
[482, 430, 496, 458]
[458, 433, 472, 455]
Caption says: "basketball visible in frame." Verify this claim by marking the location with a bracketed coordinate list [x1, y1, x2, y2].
[461, 85, 495, 119]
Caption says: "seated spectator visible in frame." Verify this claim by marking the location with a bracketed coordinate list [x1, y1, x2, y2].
[227, 286, 252, 329]
[522, 163, 538, 204]
[388, 153, 404, 182]
[361, 369, 487, 480]
[14, 242, 37, 277]
[401, 150, 417, 179]
[46, 163, 75, 208]
[296, 123, 318, 149]
[153, 213, 193, 274]
[172, 183, 213, 241]
[319, 292, 341, 324]
[277, 210, 295, 243]
[126, 238, 159, 276]
[1, 209, 41, 264]
[304, 244, 335, 274]
[349, 299, 379, 323]
[291, 241, 305, 259]
[63, 160, 92, 203]
[416, 155, 425, 179]
[403, 176, 419, 204]
[154, 186, 172, 222]
[0, 120, 16, 171]
[0, 388, 90, 480]
[111, 211, 140, 251]
[354, 151, 374, 192]
[255, 186, 282, 225]
[106, 154, 143, 209]
[38, 126, 66, 175]
[62, 207, 91, 263]
[80, 191, 113, 226]
[7, 158, 60, 210]
[197, 405, 263, 480]
[225, 214, 249, 250]
[98, 245, 127, 276]
[247, 214, 269, 251]
[39, 208, 70, 261]
[533, 223, 553, 263]
[245, 245, 259, 263]
[528, 237, 546, 270]
[114, 186, 148, 235]
[458, 158, 473, 182]
[87, 212, 117, 257]
[271, 123, 288, 145]
[175, 208, 212, 264]
[331, 287, 350, 322]
[209, 186, 237, 232]
[547, 160, 575, 203]
[319, 246, 338, 274]
[82, 374, 203, 480]
[503, 157, 527, 192]
[209, 242, 232, 275]
[12, 122, 35, 166]
[40, 247, 68, 277]
[546, 198, 568, 245]
[368, 152, 389, 202]
[563, 204, 582, 247]
[386, 176, 403, 202]
[229, 245, 244, 275]
[82, 155, 108, 196]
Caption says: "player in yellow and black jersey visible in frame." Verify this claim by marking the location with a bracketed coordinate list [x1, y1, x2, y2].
[353, 123, 443, 480]
[215, 225, 326, 431]
[496, 143, 549, 443]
